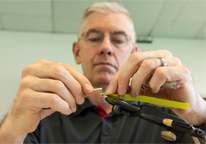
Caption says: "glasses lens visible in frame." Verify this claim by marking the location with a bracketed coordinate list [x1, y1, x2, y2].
[84, 32, 103, 46]
[81, 31, 131, 48]
[111, 33, 129, 48]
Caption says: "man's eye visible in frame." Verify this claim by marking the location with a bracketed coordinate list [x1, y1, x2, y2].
[88, 38, 102, 42]
[113, 39, 124, 44]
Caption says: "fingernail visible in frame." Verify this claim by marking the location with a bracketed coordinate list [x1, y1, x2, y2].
[130, 91, 137, 98]
[67, 108, 72, 115]
[152, 88, 158, 94]
[71, 105, 76, 113]
[118, 85, 123, 95]
[78, 95, 84, 104]
[84, 83, 93, 93]
[107, 84, 113, 93]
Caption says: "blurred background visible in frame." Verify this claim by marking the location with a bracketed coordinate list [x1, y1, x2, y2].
[0, 0, 205, 119]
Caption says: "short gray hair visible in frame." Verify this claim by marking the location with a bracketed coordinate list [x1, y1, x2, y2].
[78, 2, 136, 43]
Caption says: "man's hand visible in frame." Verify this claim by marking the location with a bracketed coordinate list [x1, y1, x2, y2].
[107, 50, 206, 125]
[0, 59, 93, 143]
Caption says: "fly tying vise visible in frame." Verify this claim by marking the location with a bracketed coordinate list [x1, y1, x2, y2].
[98, 87, 205, 143]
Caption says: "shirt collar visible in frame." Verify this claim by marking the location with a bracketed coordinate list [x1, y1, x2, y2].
[73, 98, 95, 116]
[73, 98, 140, 116]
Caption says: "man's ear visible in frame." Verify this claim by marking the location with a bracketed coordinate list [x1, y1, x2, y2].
[72, 42, 81, 64]
[131, 44, 138, 53]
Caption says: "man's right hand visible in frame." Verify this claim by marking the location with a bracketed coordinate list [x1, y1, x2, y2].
[0, 59, 93, 141]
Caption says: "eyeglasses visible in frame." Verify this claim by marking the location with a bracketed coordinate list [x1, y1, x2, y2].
[78, 29, 132, 48]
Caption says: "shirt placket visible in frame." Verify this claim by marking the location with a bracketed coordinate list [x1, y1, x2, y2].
[101, 114, 113, 144]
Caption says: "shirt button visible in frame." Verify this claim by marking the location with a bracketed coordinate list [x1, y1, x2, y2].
[104, 129, 110, 136]
[105, 117, 111, 122]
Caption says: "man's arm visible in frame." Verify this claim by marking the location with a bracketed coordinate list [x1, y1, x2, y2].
[0, 114, 7, 128]
[0, 115, 26, 144]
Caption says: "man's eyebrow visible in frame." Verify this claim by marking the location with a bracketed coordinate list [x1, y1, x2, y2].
[111, 31, 127, 35]
[85, 29, 128, 36]
[87, 29, 102, 33]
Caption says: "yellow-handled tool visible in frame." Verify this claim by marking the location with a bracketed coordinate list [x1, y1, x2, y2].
[100, 93, 189, 110]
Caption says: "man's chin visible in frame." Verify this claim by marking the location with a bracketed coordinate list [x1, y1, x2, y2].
[92, 74, 113, 86]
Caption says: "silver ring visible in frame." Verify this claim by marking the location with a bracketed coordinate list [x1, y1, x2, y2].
[158, 57, 167, 66]
[141, 84, 149, 91]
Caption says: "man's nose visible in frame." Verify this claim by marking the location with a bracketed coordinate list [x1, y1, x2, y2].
[98, 35, 113, 56]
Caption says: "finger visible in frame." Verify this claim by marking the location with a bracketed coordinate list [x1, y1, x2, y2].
[34, 60, 93, 95]
[115, 53, 141, 95]
[149, 66, 191, 93]
[21, 89, 72, 115]
[116, 50, 173, 95]
[61, 63, 93, 94]
[130, 57, 182, 97]
[55, 70, 85, 105]
[33, 59, 49, 65]
[25, 77, 77, 112]
[107, 75, 118, 94]
[25, 61, 90, 104]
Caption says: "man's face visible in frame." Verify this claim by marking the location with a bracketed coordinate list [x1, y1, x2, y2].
[74, 12, 136, 87]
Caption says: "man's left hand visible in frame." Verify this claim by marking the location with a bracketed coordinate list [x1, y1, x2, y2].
[107, 50, 206, 125]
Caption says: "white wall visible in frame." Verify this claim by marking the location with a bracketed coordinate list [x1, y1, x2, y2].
[0, 30, 205, 119]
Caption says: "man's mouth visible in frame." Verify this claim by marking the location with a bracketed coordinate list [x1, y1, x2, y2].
[95, 62, 115, 68]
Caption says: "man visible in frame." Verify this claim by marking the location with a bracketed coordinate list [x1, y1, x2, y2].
[0, 2, 205, 143]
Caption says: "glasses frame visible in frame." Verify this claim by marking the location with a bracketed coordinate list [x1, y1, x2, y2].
[78, 29, 133, 48]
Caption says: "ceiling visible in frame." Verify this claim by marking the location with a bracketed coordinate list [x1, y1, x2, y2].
[0, 0, 205, 41]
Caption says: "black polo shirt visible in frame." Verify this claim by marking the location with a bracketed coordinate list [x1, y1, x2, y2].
[24, 99, 194, 143]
